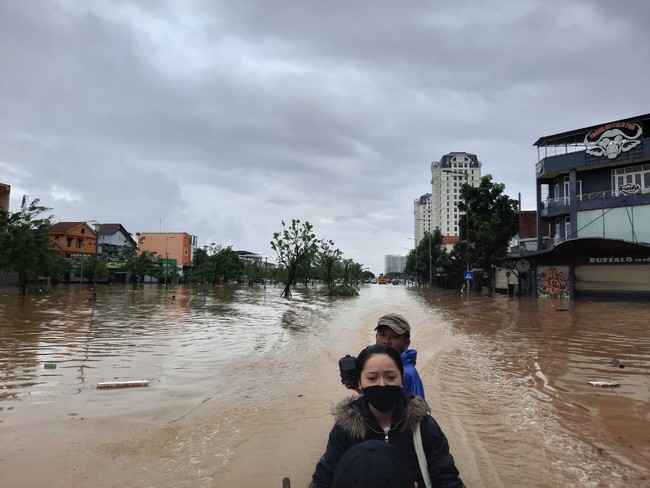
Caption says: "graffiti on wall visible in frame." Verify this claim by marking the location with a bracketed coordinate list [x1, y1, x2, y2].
[537, 266, 570, 298]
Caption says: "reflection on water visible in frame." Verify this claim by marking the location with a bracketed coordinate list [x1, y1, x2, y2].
[0, 284, 649, 487]
[0, 285, 329, 404]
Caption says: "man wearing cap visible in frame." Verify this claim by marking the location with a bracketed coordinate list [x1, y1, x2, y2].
[375, 313, 425, 398]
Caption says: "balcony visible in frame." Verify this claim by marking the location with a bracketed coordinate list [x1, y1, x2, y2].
[540, 186, 650, 217]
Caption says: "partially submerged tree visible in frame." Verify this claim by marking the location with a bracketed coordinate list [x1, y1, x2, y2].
[457, 174, 519, 294]
[270, 219, 319, 298]
[123, 250, 161, 289]
[0, 196, 54, 295]
[191, 244, 246, 285]
[318, 239, 343, 290]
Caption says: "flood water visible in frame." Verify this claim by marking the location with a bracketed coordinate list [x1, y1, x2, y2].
[0, 284, 648, 487]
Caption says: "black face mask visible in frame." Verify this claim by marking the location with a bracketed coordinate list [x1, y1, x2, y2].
[362, 385, 402, 412]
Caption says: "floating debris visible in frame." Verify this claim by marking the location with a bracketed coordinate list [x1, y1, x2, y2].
[610, 358, 625, 368]
[97, 380, 150, 389]
[44, 363, 57, 370]
[588, 381, 620, 388]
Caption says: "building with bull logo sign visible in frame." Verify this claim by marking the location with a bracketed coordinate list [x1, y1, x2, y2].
[523, 113, 650, 297]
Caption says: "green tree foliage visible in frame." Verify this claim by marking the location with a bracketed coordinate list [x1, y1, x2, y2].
[457, 174, 519, 294]
[45, 253, 71, 285]
[123, 250, 161, 288]
[318, 239, 342, 288]
[0, 196, 54, 295]
[79, 257, 110, 285]
[191, 244, 244, 285]
[325, 283, 359, 297]
[270, 219, 319, 298]
[404, 229, 445, 286]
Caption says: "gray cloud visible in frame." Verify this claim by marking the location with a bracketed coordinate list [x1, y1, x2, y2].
[1, 0, 647, 273]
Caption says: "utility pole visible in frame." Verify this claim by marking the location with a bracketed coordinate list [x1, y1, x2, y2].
[165, 236, 175, 291]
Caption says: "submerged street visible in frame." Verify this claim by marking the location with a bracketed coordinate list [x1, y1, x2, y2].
[1, 284, 648, 487]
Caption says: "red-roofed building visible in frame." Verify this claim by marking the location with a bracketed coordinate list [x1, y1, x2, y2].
[48, 222, 97, 258]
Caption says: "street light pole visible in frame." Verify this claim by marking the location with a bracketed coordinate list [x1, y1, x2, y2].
[442, 169, 471, 296]
[165, 236, 175, 291]
[92, 223, 101, 297]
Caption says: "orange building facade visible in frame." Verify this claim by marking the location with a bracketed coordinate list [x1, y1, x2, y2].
[49, 222, 98, 258]
[136, 232, 197, 271]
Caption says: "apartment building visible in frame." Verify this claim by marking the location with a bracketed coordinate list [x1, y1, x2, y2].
[413, 152, 481, 247]
[413, 193, 431, 245]
[384, 254, 407, 275]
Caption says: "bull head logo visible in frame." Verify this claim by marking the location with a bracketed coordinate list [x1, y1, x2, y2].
[585, 122, 642, 160]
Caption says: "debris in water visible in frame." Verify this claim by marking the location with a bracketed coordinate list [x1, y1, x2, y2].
[97, 380, 150, 389]
[610, 358, 625, 368]
[588, 381, 620, 388]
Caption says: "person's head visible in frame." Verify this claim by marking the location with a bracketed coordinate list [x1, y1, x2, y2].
[375, 313, 411, 354]
[355, 345, 404, 413]
[332, 439, 417, 488]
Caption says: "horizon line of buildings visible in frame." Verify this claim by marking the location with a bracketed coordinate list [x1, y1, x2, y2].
[0, 192, 269, 283]
[390, 112, 650, 297]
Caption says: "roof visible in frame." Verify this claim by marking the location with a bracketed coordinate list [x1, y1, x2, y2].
[97, 223, 137, 246]
[533, 113, 650, 147]
[97, 223, 122, 235]
[49, 222, 93, 233]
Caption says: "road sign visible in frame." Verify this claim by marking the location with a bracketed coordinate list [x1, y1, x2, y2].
[464, 271, 474, 281]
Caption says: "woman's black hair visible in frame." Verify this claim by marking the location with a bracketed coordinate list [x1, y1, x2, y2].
[355, 344, 404, 378]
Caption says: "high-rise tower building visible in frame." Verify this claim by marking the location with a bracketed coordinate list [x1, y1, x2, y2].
[413, 152, 481, 245]
[413, 193, 431, 245]
[384, 254, 407, 275]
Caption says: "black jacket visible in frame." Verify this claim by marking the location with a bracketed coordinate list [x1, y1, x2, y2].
[311, 393, 463, 487]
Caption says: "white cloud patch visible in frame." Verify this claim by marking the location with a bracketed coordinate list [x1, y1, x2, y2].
[50, 185, 82, 203]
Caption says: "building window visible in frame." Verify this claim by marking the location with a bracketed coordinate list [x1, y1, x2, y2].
[565, 217, 571, 239]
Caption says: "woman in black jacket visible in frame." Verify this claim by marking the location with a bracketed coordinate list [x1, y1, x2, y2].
[311, 344, 463, 488]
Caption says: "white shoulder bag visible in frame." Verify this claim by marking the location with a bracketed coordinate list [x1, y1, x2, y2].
[413, 422, 432, 488]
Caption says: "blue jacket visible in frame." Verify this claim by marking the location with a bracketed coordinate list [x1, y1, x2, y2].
[402, 348, 425, 398]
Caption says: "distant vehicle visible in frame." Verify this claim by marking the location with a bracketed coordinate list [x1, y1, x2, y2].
[391, 279, 401, 285]
[370, 278, 377, 284]
[377, 274, 388, 284]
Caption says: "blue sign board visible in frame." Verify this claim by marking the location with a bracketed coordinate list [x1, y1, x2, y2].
[464, 271, 474, 281]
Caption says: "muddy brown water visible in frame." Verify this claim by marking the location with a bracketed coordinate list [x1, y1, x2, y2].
[0, 284, 648, 487]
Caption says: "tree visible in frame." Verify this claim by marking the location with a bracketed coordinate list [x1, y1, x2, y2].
[0, 196, 54, 295]
[457, 174, 519, 295]
[403, 229, 444, 286]
[190, 244, 244, 285]
[318, 239, 343, 289]
[123, 250, 161, 289]
[270, 219, 319, 298]
[45, 253, 71, 285]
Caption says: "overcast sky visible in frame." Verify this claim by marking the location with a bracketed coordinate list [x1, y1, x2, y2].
[1, 1, 648, 274]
